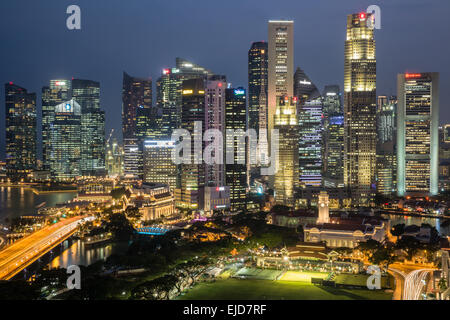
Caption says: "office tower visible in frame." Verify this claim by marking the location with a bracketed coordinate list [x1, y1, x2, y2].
[439, 125, 450, 192]
[122, 72, 152, 140]
[376, 96, 397, 195]
[343, 13, 377, 205]
[323, 85, 342, 116]
[72, 79, 105, 176]
[225, 88, 247, 211]
[5, 83, 37, 179]
[397, 72, 439, 196]
[298, 97, 323, 187]
[322, 85, 344, 188]
[268, 20, 294, 146]
[179, 78, 206, 209]
[204, 77, 227, 188]
[136, 106, 163, 141]
[105, 138, 124, 176]
[42, 80, 72, 170]
[143, 140, 177, 191]
[274, 96, 299, 207]
[293, 67, 320, 104]
[248, 41, 268, 135]
[123, 138, 142, 179]
[49, 99, 82, 180]
[157, 58, 213, 138]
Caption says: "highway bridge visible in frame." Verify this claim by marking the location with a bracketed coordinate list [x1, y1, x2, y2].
[0, 216, 93, 280]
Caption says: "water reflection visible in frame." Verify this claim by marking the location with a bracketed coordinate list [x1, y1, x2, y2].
[382, 214, 450, 236]
[0, 187, 76, 222]
[48, 240, 129, 269]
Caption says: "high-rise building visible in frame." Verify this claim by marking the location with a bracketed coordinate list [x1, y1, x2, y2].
[123, 138, 142, 179]
[42, 80, 71, 170]
[179, 78, 206, 209]
[274, 96, 299, 207]
[49, 99, 82, 180]
[343, 13, 377, 206]
[105, 138, 123, 177]
[225, 88, 247, 212]
[122, 72, 152, 140]
[136, 106, 163, 141]
[5, 83, 37, 179]
[248, 41, 268, 135]
[268, 20, 294, 147]
[376, 96, 397, 195]
[204, 78, 227, 188]
[397, 72, 439, 196]
[298, 97, 323, 188]
[293, 67, 320, 104]
[143, 140, 177, 191]
[156, 58, 213, 138]
[322, 85, 344, 188]
[72, 79, 105, 176]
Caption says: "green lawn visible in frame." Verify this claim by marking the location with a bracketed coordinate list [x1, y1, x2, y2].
[176, 279, 393, 300]
[334, 273, 394, 289]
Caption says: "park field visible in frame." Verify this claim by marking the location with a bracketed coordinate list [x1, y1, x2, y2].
[176, 278, 393, 300]
[279, 271, 329, 282]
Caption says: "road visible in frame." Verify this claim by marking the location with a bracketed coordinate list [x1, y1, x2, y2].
[0, 216, 89, 280]
[389, 263, 437, 300]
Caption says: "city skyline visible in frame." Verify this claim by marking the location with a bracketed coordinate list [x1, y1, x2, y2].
[1, 0, 450, 159]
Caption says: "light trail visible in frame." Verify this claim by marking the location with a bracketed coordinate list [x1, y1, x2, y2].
[403, 269, 433, 300]
[0, 216, 92, 280]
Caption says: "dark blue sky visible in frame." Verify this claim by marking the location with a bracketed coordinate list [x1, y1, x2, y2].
[1, 0, 449, 159]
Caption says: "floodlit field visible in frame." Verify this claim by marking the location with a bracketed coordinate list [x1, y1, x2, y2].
[279, 271, 329, 282]
[176, 279, 393, 300]
[234, 267, 283, 280]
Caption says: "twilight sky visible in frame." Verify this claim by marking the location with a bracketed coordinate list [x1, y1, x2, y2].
[1, 0, 449, 159]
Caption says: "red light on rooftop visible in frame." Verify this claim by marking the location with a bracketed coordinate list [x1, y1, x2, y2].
[9, 81, 13, 85]
[405, 73, 422, 79]
[359, 13, 366, 19]
[163, 68, 170, 75]
[218, 83, 222, 87]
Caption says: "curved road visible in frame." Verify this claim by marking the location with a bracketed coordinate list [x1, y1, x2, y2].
[403, 269, 434, 300]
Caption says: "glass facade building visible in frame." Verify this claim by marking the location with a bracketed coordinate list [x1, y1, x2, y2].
[5, 83, 37, 179]
[42, 80, 71, 170]
[274, 96, 299, 207]
[397, 73, 439, 196]
[143, 140, 177, 191]
[343, 13, 377, 206]
[225, 88, 248, 212]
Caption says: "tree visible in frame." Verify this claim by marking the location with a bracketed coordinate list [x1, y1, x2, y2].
[391, 224, 405, 240]
[395, 236, 421, 260]
[370, 246, 395, 271]
[131, 275, 178, 300]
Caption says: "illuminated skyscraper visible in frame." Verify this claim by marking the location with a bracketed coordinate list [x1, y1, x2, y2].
[205, 77, 227, 188]
[225, 88, 247, 212]
[156, 58, 213, 138]
[143, 140, 177, 191]
[322, 85, 344, 188]
[123, 138, 142, 179]
[397, 72, 439, 196]
[343, 13, 377, 205]
[376, 96, 397, 195]
[72, 79, 105, 176]
[293, 67, 320, 104]
[274, 96, 299, 207]
[298, 97, 323, 187]
[268, 20, 294, 146]
[42, 80, 71, 170]
[49, 99, 82, 180]
[5, 83, 37, 179]
[179, 78, 206, 209]
[248, 41, 268, 135]
[122, 72, 152, 140]
[105, 138, 123, 177]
